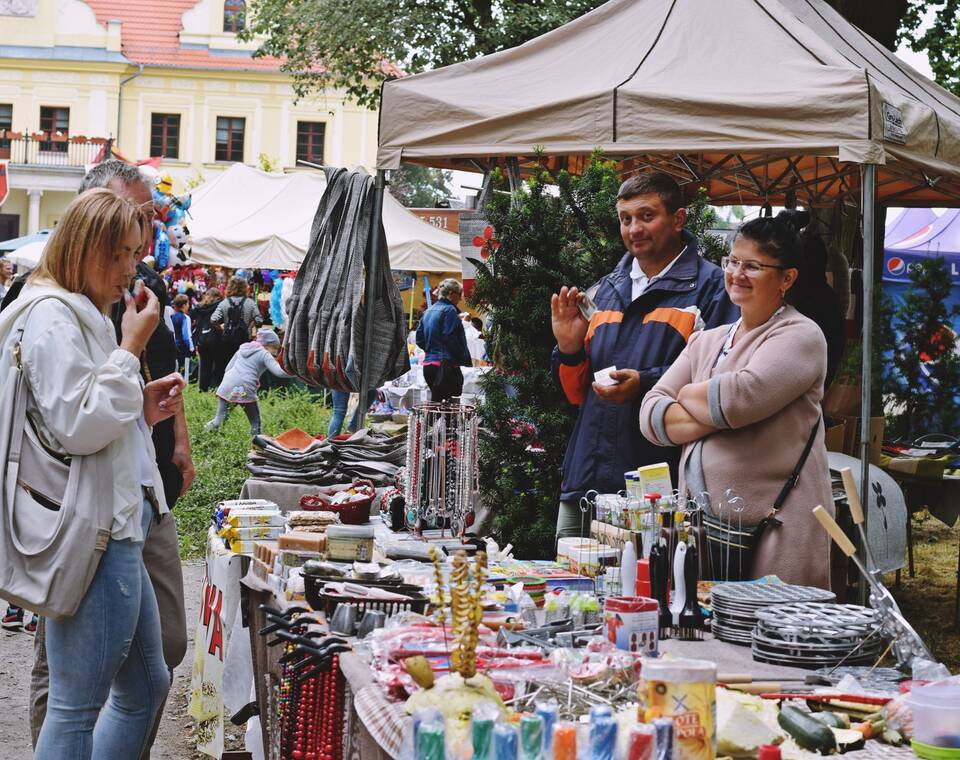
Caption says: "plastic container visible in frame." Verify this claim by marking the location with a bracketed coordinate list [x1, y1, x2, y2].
[621, 541, 637, 597]
[906, 677, 960, 749]
[639, 658, 717, 760]
[325, 524, 375, 561]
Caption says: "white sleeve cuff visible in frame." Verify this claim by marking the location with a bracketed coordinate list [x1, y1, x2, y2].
[111, 349, 142, 377]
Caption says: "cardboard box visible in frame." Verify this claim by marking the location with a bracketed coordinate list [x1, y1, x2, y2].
[834, 415, 884, 465]
[824, 422, 845, 453]
[590, 519, 642, 558]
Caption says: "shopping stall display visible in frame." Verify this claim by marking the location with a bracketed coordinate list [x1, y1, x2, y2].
[184, 2, 960, 752]
[191, 430, 956, 760]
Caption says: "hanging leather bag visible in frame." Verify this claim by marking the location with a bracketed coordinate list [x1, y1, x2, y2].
[0, 298, 112, 618]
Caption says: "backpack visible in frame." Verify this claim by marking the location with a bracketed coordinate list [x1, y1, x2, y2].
[192, 306, 220, 349]
[223, 298, 249, 344]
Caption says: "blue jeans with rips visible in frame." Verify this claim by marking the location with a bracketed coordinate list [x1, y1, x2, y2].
[34, 500, 169, 760]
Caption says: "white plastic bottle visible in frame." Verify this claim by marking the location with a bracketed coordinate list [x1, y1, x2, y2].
[621, 540, 637, 597]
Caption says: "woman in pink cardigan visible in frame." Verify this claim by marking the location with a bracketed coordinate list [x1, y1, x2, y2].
[639, 216, 836, 590]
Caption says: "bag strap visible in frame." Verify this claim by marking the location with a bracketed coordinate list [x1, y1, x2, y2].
[4, 297, 81, 556]
[772, 417, 821, 512]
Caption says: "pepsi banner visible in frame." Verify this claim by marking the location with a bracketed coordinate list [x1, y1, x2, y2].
[883, 250, 960, 285]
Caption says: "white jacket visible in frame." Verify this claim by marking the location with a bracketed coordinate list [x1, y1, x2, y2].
[0, 282, 168, 541]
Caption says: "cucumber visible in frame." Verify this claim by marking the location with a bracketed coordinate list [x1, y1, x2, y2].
[810, 711, 849, 729]
[778, 705, 837, 754]
[830, 728, 866, 753]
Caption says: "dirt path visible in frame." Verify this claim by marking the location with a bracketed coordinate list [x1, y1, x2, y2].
[0, 561, 243, 760]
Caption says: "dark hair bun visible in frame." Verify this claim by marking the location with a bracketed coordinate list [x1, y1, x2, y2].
[775, 209, 810, 234]
[737, 215, 802, 268]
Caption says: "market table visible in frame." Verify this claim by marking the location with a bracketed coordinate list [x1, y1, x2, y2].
[241, 575, 914, 760]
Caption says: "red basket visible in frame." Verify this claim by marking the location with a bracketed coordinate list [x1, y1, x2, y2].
[299, 481, 376, 525]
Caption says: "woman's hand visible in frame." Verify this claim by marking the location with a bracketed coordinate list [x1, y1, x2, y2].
[677, 381, 712, 426]
[120, 288, 159, 357]
[144, 373, 186, 426]
[664, 402, 717, 444]
[551, 286, 589, 354]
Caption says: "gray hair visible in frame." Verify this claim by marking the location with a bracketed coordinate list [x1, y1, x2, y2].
[79, 159, 150, 194]
[438, 278, 463, 299]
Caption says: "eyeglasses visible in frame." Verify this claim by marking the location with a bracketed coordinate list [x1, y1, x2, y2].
[721, 256, 786, 277]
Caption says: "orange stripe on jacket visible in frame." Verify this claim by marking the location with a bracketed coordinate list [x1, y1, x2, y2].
[559, 361, 590, 405]
[585, 310, 623, 345]
[642, 307, 697, 342]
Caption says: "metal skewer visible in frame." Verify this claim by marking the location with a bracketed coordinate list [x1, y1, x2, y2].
[811, 505, 933, 669]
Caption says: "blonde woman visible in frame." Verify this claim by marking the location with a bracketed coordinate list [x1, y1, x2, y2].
[0, 188, 184, 757]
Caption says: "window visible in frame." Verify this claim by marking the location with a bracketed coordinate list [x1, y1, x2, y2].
[39, 106, 69, 153]
[296, 121, 325, 165]
[215, 116, 245, 162]
[0, 104, 11, 154]
[150, 113, 180, 159]
[223, 0, 245, 32]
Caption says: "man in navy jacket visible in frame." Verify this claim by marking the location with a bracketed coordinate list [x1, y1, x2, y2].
[416, 278, 472, 402]
[551, 172, 738, 539]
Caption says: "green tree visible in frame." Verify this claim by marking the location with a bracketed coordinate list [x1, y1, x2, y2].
[470, 153, 623, 557]
[685, 187, 730, 266]
[241, 0, 606, 108]
[900, 1, 960, 95]
[884, 257, 960, 438]
[390, 163, 454, 207]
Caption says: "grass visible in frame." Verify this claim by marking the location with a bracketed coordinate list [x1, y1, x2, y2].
[175, 385, 331, 557]
[886, 511, 960, 671]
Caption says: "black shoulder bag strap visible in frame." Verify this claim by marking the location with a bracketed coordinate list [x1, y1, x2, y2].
[768, 417, 821, 524]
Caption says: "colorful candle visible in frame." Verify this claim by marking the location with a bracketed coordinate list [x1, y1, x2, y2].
[415, 719, 446, 760]
[535, 701, 559, 754]
[472, 714, 495, 760]
[494, 722, 519, 760]
[589, 714, 617, 760]
[519, 714, 544, 760]
[628, 724, 657, 760]
[653, 717, 673, 760]
[552, 722, 577, 760]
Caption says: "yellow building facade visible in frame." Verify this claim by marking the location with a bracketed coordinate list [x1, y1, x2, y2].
[0, 0, 379, 241]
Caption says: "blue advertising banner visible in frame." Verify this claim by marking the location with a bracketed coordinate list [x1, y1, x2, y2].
[882, 209, 960, 391]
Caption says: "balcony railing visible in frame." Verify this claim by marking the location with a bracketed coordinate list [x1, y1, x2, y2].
[0, 131, 113, 167]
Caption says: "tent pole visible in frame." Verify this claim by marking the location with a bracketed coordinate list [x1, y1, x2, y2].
[859, 163, 877, 605]
[358, 169, 386, 430]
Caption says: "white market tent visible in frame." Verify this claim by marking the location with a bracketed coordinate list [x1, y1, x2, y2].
[185, 163, 460, 272]
[4, 239, 46, 269]
[374, 0, 960, 544]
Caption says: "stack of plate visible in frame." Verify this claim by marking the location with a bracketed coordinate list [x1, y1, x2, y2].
[752, 602, 883, 668]
[711, 582, 836, 645]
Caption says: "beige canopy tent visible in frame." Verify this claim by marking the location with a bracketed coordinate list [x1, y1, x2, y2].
[378, 0, 960, 208]
[186, 163, 460, 272]
[374, 0, 960, 566]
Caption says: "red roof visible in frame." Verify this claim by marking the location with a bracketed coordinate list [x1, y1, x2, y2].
[83, 0, 286, 71]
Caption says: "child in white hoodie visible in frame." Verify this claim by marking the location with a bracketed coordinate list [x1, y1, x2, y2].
[204, 327, 288, 436]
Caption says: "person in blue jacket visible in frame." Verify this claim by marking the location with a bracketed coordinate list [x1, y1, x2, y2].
[416, 278, 472, 402]
[550, 172, 739, 539]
